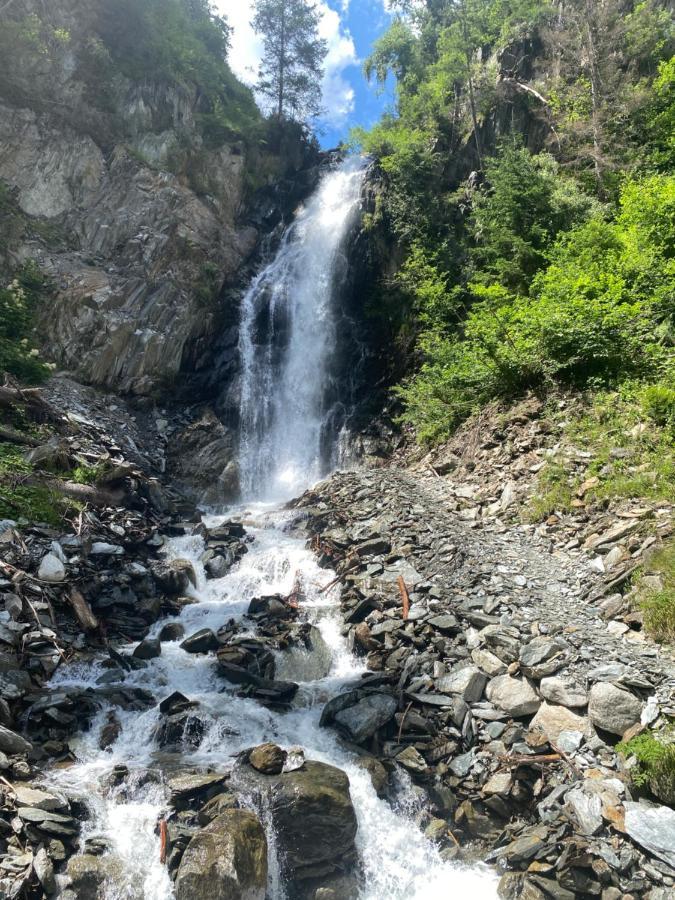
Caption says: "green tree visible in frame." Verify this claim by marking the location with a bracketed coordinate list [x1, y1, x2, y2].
[252, 0, 327, 121]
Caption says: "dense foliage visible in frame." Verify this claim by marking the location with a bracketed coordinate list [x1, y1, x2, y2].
[353, 0, 674, 443]
[0, 263, 50, 385]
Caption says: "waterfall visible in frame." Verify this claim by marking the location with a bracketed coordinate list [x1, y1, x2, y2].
[237, 156, 367, 500]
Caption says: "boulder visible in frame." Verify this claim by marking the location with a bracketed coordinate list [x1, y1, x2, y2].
[0, 724, 32, 755]
[175, 810, 267, 900]
[435, 665, 487, 702]
[133, 638, 161, 660]
[67, 854, 123, 899]
[38, 553, 66, 583]
[159, 622, 185, 642]
[330, 693, 397, 743]
[486, 676, 540, 717]
[181, 629, 219, 654]
[153, 559, 197, 595]
[527, 703, 591, 747]
[539, 676, 587, 709]
[588, 683, 643, 735]
[249, 743, 286, 775]
[232, 759, 358, 887]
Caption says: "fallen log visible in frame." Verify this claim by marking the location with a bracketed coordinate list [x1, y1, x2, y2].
[159, 819, 168, 864]
[0, 425, 41, 447]
[397, 575, 410, 621]
[69, 587, 99, 632]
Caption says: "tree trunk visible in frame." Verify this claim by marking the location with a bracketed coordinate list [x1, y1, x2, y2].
[277, 4, 286, 119]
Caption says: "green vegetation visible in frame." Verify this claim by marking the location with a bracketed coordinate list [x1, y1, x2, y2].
[353, 0, 674, 445]
[0, 1, 262, 147]
[618, 729, 675, 802]
[634, 541, 675, 642]
[0, 445, 62, 526]
[0, 263, 52, 384]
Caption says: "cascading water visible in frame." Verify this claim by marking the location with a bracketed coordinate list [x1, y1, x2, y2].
[44, 157, 499, 899]
[237, 156, 367, 500]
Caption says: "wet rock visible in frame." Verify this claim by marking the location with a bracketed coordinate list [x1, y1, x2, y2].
[99, 713, 122, 750]
[180, 628, 219, 654]
[486, 676, 540, 717]
[67, 854, 123, 899]
[156, 711, 204, 749]
[233, 759, 358, 888]
[152, 559, 197, 595]
[0, 724, 32, 755]
[396, 746, 428, 775]
[353, 756, 388, 798]
[13, 785, 66, 811]
[38, 553, 66, 583]
[169, 772, 228, 811]
[133, 637, 161, 660]
[217, 663, 298, 704]
[175, 810, 267, 900]
[159, 622, 185, 642]
[249, 742, 286, 775]
[197, 793, 239, 826]
[205, 553, 234, 579]
[588, 683, 643, 735]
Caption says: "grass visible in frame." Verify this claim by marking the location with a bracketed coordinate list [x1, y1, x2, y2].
[635, 540, 675, 643]
[0, 444, 62, 525]
[617, 730, 675, 804]
[524, 384, 675, 523]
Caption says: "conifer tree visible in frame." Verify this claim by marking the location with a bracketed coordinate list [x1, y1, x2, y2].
[252, 0, 327, 121]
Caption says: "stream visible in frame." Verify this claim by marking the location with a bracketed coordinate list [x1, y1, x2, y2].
[46, 505, 499, 898]
[43, 157, 500, 897]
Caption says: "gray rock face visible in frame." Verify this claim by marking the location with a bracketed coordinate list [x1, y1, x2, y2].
[486, 675, 540, 717]
[588, 682, 643, 735]
[175, 810, 267, 900]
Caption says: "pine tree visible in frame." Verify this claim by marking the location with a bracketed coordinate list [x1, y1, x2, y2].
[252, 0, 327, 121]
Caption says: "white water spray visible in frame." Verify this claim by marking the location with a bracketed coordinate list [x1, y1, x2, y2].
[237, 157, 366, 500]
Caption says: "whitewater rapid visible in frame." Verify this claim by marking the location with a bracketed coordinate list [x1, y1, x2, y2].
[46, 505, 499, 899]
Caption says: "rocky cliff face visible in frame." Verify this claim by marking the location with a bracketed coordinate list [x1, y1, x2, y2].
[0, 0, 318, 395]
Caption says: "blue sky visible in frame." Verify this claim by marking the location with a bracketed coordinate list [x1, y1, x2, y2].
[220, 0, 397, 147]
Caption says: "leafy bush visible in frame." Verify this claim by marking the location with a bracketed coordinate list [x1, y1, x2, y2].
[0, 263, 50, 384]
[637, 540, 675, 642]
[398, 173, 675, 442]
[0, 445, 61, 525]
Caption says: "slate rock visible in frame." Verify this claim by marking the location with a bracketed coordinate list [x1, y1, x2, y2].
[38, 554, 65, 583]
[436, 665, 487, 702]
[624, 801, 675, 869]
[133, 637, 161, 660]
[333, 693, 397, 743]
[527, 702, 590, 747]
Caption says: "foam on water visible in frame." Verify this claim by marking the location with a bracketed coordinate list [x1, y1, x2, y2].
[46, 505, 499, 899]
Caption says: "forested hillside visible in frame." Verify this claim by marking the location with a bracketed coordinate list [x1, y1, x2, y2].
[355, 0, 674, 442]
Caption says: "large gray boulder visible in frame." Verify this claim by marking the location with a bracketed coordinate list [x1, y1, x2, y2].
[0, 724, 32, 755]
[321, 690, 397, 743]
[486, 675, 540, 717]
[232, 753, 358, 893]
[588, 682, 643, 735]
[175, 810, 267, 900]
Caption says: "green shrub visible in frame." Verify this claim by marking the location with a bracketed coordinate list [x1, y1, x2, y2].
[637, 540, 675, 642]
[618, 730, 675, 803]
[0, 445, 61, 525]
[0, 263, 51, 384]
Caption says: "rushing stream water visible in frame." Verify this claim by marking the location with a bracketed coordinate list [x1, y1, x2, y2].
[45, 158, 500, 898]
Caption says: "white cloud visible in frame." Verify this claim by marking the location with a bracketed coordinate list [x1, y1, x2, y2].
[219, 1, 357, 125]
